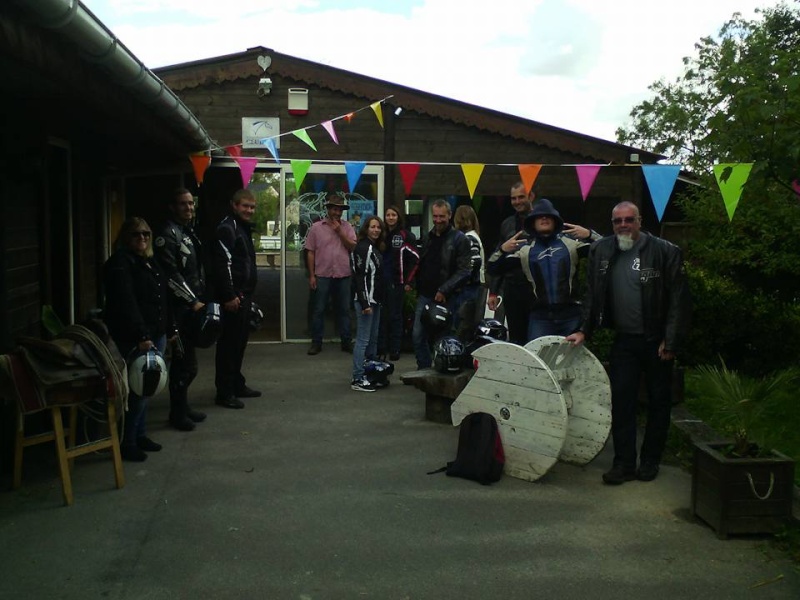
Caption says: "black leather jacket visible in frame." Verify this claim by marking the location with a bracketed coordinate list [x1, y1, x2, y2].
[153, 218, 206, 307]
[102, 249, 171, 354]
[489, 212, 530, 294]
[212, 215, 257, 302]
[580, 232, 691, 353]
[417, 224, 472, 298]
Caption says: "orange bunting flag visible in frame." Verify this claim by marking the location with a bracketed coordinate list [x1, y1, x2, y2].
[713, 163, 754, 221]
[575, 164, 603, 201]
[189, 153, 212, 186]
[292, 129, 317, 151]
[370, 102, 384, 128]
[461, 163, 485, 199]
[518, 164, 543, 195]
[397, 163, 421, 196]
[344, 112, 355, 123]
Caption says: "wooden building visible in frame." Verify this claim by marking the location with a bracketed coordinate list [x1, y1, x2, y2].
[155, 46, 674, 342]
[0, 0, 211, 351]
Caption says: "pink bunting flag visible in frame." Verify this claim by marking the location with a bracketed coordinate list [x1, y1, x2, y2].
[234, 156, 258, 188]
[321, 120, 339, 145]
[397, 163, 421, 196]
[575, 165, 603, 201]
[225, 145, 242, 158]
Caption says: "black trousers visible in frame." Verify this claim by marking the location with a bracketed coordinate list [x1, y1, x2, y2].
[215, 297, 251, 398]
[608, 334, 674, 470]
[170, 310, 199, 417]
[502, 280, 533, 346]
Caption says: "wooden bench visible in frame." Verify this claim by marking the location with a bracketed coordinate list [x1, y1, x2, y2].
[401, 368, 474, 424]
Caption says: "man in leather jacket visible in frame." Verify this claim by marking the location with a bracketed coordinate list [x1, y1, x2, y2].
[567, 201, 691, 485]
[211, 189, 260, 409]
[154, 188, 208, 430]
[410, 199, 472, 369]
[487, 182, 535, 345]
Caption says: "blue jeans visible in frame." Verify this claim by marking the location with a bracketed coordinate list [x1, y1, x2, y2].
[311, 276, 352, 344]
[352, 302, 381, 380]
[608, 334, 674, 470]
[527, 315, 581, 342]
[124, 335, 166, 448]
[412, 295, 455, 369]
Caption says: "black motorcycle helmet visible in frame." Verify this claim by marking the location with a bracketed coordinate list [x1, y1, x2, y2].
[249, 301, 265, 332]
[421, 302, 452, 337]
[363, 359, 395, 388]
[476, 318, 508, 341]
[192, 302, 222, 348]
[433, 335, 465, 373]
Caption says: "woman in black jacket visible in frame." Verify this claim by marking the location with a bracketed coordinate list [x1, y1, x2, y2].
[350, 216, 386, 392]
[103, 217, 172, 462]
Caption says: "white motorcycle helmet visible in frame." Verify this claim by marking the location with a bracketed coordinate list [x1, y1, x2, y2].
[127, 347, 168, 397]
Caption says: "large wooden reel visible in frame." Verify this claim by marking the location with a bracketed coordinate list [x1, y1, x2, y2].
[450, 341, 568, 482]
[524, 336, 611, 465]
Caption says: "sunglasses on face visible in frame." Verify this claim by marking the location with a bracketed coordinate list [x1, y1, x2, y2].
[131, 231, 151, 239]
[611, 217, 638, 225]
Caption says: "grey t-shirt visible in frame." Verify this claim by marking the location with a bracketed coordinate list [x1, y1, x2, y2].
[610, 238, 644, 334]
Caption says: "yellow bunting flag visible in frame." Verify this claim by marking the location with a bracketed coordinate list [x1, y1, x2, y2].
[461, 163, 485, 199]
[713, 163, 754, 221]
[370, 102, 384, 128]
[518, 164, 543, 196]
[189, 153, 211, 186]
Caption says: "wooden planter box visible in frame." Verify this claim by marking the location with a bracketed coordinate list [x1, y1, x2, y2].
[691, 442, 795, 539]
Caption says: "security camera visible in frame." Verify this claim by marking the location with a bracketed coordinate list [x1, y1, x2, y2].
[257, 77, 272, 97]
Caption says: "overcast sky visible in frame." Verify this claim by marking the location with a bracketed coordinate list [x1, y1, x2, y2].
[84, 0, 784, 141]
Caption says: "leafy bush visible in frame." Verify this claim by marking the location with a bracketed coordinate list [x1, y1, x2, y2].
[681, 264, 800, 375]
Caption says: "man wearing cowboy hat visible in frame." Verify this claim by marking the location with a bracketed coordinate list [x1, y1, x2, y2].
[304, 193, 357, 355]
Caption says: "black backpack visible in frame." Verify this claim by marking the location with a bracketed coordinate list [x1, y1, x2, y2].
[430, 412, 505, 485]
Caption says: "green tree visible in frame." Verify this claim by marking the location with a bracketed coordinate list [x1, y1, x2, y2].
[616, 3, 800, 373]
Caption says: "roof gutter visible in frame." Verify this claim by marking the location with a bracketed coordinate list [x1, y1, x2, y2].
[14, 0, 213, 152]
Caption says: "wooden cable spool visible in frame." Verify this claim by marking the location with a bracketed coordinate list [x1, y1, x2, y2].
[524, 336, 611, 466]
[450, 337, 611, 482]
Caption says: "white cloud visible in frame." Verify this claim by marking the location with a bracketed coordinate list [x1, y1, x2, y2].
[86, 0, 784, 141]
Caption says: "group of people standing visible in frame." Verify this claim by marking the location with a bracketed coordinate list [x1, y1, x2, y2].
[102, 188, 261, 462]
[102, 182, 691, 487]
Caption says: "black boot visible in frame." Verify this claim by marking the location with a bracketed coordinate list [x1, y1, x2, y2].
[169, 386, 196, 432]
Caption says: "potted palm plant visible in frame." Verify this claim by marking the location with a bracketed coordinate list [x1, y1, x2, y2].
[690, 362, 798, 538]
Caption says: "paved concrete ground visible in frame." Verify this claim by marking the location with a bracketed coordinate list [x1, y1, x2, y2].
[2, 343, 799, 599]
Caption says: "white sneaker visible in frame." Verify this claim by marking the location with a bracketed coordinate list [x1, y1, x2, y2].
[351, 378, 376, 392]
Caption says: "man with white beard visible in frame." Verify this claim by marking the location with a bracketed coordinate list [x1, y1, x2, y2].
[566, 201, 691, 485]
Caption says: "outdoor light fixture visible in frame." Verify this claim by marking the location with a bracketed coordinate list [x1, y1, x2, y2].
[394, 106, 403, 116]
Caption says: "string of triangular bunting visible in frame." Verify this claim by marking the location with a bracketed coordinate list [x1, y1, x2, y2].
[188, 98, 761, 222]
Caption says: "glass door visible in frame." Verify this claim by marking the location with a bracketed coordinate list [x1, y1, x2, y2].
[282, 165, 384, 341]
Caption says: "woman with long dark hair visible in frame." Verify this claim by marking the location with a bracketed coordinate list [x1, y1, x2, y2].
[350, 215, 386, 392]
[378, 205, 419, 360]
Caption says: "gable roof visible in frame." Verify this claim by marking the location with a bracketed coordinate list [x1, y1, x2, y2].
[155, 46, 664, 165]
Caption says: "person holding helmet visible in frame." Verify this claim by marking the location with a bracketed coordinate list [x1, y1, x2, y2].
[153, 188, 209, 431]
[304, 193, 357, 356]
[488, 198, 599, 341]
[211, 189, 260, 410]
[410, 199, 472, 369]
[103, 217, 173, 462]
